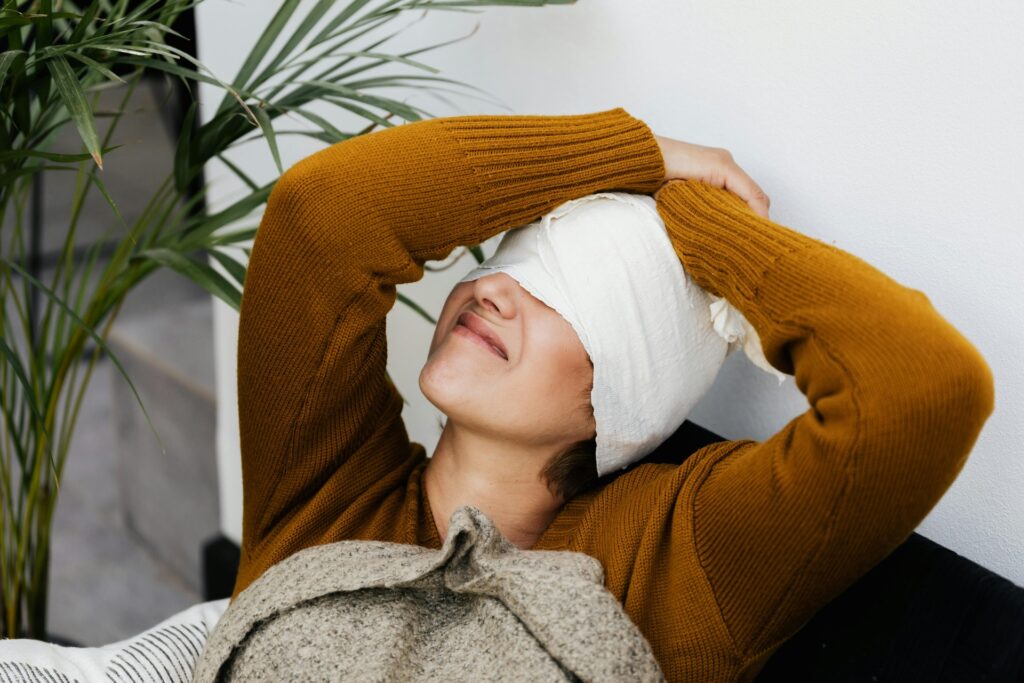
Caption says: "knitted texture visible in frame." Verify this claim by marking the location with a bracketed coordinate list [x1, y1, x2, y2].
[195, 505, 665, 682]
[231, 106, 995, 681]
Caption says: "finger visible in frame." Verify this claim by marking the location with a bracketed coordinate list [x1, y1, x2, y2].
[723, 165, 771, 219]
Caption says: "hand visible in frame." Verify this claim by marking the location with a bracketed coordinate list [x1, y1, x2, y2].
[653, 134, 771, 218]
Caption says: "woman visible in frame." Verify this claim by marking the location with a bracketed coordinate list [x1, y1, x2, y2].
[229, 107, 994, 680]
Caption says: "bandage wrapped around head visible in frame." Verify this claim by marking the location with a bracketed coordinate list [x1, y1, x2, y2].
[458, 192, 788, 477]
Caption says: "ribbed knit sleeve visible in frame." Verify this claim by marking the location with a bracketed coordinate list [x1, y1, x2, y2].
[641, 180, 996, 676]
[232, 107, 665, 598]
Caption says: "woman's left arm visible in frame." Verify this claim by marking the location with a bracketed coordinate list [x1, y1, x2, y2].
[650, 179, 995, 665]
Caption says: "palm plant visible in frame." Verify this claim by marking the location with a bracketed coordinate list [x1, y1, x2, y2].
[1, 0, 574, 640]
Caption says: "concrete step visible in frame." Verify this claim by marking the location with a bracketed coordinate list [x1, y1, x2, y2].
[107, 293, 219, 594]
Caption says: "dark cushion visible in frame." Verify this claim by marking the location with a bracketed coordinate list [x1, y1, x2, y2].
[639, 420, 1024, 682]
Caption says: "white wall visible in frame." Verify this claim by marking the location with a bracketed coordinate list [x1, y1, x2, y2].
[196, 0, 1024, 584]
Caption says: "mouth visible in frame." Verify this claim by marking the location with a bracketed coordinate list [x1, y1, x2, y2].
[455, 311, 508, 361]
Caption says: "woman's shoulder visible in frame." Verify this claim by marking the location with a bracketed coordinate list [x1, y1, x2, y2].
[598, 438, 747, 501]
[550, 439, 747, 549]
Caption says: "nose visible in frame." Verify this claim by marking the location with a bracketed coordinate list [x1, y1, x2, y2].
[471, 272, 521, 319]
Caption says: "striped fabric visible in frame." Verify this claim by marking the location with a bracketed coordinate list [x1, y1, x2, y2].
[0, 599, 227, 683]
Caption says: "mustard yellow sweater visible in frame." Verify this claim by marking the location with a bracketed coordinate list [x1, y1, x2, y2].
[230, 107, 995, 681]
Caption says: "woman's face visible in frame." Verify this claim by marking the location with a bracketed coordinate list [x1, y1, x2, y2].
[419, 272, 596, 448]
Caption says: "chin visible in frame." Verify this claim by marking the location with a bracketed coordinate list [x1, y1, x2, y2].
[418, 354, 463, 413]
[420, 353, 495, 428]
[418, 362, 442, 410]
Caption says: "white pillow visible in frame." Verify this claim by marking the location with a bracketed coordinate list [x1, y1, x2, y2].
[0, 598, 229, 682]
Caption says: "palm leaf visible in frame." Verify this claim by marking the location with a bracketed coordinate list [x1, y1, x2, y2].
[45, 55, 103, 169]
[214, 152, 260, 192]
[276, 105, 351, 143]
[65, 51, 126, 84]
[0, 145, 119, 163]
[323, 97, 398, 130]
[207, 249, 247, 288]
[309, 0, 376, 48]
[0, 49, 26, 90]
[305, 79, 428, 121]
[178, 181, 274, 247]
[277, 49, 441, 77]
[248, 0, 338, 88]
[207, 226, 258, 247]
[67, 0, 101, 44]
[133, 248, 242, 311]
[0, 339, 52, 453]
[173, 100, 197, 193]
[396, 291, 436, 325]
[251, 105, 283, 175]
[0, 257, 167, 458]
[211, 0, 301, 121]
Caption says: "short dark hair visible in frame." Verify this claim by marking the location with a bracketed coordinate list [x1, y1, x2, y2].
[539, 435, 599, 502]
[539, 356, 600, 502]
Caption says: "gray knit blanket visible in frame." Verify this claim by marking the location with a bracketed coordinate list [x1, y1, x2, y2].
[193, 505, 665, 682]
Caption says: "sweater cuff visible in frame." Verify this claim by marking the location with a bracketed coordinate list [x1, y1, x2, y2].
[437, 107, 666, 237]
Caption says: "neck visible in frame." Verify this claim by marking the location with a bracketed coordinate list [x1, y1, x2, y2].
[423, 423, 566, 550]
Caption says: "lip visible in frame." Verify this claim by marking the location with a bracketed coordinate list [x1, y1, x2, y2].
[454, 311, 508, 360]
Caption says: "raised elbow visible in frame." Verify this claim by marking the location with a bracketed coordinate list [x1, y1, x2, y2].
[879, 345, 995, 485]
[926, 334, 996, 432]
[267, 160, 317, 212]
[959, 349, 995, 426]
[901, 294, 995, 433]
[853, 336, 992, 475]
